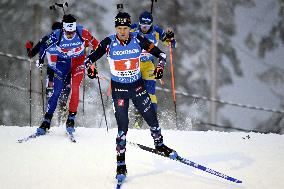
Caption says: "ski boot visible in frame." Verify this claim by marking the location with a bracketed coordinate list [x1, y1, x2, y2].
[116, 154, 127, 181]
[37, 113, 53, 135]
[66, 111, 76, 134]
[154, 136, 178, 159]
[155, 143, 178, 159]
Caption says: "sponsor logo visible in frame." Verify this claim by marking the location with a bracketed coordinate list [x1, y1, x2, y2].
[118, 74, 140, 83]
[114, 88, 128, 92]
[117, 99, 124, 107]
[61, 41, 82, 47]
[48, 47, 57, 52]
[46, 38, 53, 45]
[143, 104, 151, 113]
[135, 86, 143, 92]
[54, 73, 63, 81]
[141, 18, 152, 22]
[113, 49, 139, 56]
[136, 89, 147, 97]
[142, 97, 150, 106]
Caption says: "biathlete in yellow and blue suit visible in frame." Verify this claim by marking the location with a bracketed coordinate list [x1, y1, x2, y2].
[131, 11, 176, 127]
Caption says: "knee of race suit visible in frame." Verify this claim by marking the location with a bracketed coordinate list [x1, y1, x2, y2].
[51, 86, 63, 98]
[116, 131, 127, 156]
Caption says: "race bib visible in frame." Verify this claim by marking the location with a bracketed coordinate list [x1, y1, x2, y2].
[110, 57, 140, 77]
[114, 58, 139, 71]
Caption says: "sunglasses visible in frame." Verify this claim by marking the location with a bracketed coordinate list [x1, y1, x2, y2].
[139, 23, 152, 30]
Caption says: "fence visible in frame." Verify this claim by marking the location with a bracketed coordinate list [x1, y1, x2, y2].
[0, 51, 283, 133]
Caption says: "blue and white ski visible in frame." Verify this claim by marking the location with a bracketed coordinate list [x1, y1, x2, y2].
[127, 141, 242, 184]
[18, 131, 76, 143]
[18, 132, 43, 143]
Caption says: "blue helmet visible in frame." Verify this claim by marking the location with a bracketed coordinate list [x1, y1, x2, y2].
[139, 11, 153, 25]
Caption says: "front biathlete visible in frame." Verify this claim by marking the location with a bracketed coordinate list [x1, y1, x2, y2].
[84, 12, 178, 182]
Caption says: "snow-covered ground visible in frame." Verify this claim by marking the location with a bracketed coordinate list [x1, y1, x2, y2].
[0, 126, 283, 189]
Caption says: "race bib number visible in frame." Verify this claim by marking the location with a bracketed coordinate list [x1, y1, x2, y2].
[114, 57, 139, 71]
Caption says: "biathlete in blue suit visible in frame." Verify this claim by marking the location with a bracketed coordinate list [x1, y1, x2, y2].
[84, 12, 178, 180]
[26, 22, 71, 124]
[33, 14, 99, 135]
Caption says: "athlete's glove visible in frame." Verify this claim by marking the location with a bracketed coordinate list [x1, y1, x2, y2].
[36, 59, 44, 69]
[87, 64, 98, 79]
[154, 65, 164, 79]
[166, 30, 174, 40]
[25, 41, 34, 58]
[85, 57, 98, 79]
[154, 53, 166, 79]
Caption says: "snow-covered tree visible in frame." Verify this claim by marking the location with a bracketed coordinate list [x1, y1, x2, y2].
[253, 0, 284, 133]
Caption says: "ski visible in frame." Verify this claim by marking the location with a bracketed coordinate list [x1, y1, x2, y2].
[66, 132, 76, 143]
[127, 141, 242, 184]
[18, 131, 76, 143]
[18, 132, 43, 143]
[115, 174, 126, 189]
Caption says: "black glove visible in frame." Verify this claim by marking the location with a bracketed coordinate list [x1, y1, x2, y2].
[154, 65, 164, 79]
[154, 53, 166, 79]
[166, 30, 174, 40]
[87, 64, 98, 79]
[25, 41, 34, 58]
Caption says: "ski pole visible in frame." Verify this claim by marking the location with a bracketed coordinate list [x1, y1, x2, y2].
[150, 0, 157, 14]
[29, 58, 32, 127]
[82, 47, 90, 126]
[95, 63, 108, 132]
[40, 69, 44, 114]
[99, 81, 111, 128]
[26, 41, 34, 126]
[83, 68, 86, 118]
[169, 44, 178, 128]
